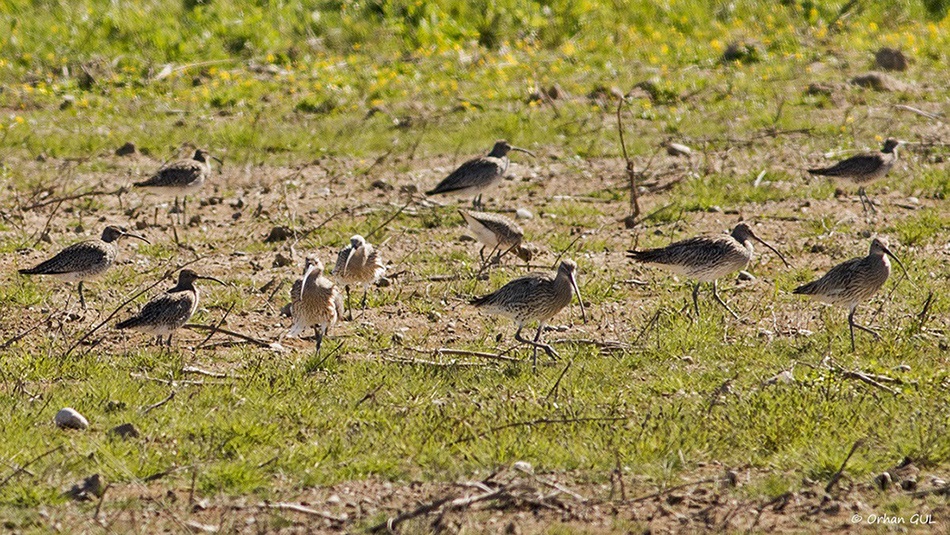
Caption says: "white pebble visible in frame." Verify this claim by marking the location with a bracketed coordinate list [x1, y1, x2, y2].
[512, 460, 533, 473]
[55, 408, 89, 430]
[515, 208, 533, 220]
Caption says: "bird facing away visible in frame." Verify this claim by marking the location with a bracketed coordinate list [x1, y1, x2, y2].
[331, 235, 386, 320]
[289, 256, 344, 353]
[471, 260, 587, 370]
[459, 209, 534, 265]
[18, 225, 149, 309]
[134, 148, 222, 221]
[116, 269, 224, 346]
[426, 140, 535, 209]
[807, 138, 901, 213]
[627, 223, 790, 319]
[793, 237, 908, 351]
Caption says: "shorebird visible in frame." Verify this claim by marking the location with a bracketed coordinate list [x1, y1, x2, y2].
[289, 256, 344, 353]
[459, 209, 534, 265]
[627, 223, 790, 319]
[18, 225, 149, 309]
[793, 237, 908, 351]
[134, 148, 221, 222]
[807, 138, 901, 212]
[426, 140, 535, 209]
[116, 269, 224, 346]
[331, 235, 385, 320]
[471, 260, 586, 370]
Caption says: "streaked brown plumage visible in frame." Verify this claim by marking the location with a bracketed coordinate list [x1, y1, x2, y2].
[332, 235, 385, 319]
[471, 260, 586, 369]
[116, 269, 224, 346]
[459, 209, 533, 264]
[794, 237, 907, 351]
[808, 138, 901, 212]
[627, 223, 789, 318]
[134, 148, 221, 220]
[18, 225, 149, 309]
[426, 140, 535, 209]
[289, 256, 344, 353]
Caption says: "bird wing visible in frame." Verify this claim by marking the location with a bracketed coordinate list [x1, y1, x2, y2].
[135, 160, 204, 187]
[19, 241, 109, 275]
[332, 244, 354, 277]
[427, 157, 503, 195]
[471, 273, 549, 308]
[290, 278, 303, 303]
[793, 257, 864, 295]
[807, 154, 884, 177]
[117, 291, 194, 329]
[628, 236, 735, 267]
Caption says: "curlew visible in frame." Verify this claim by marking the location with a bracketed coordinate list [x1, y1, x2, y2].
[134, 148, 222, 221]
[18, 225, 149, 309]
[471, 260, 586, 369]
[627, 223, 789, 319]
[808, 138, 901, 212]
[459, 209, 534, 265]
[426, 140, 535, 209]
[331, 235, 386, 320]
[793, 237, 908, 351]
[289, 256, 344, 353]
[116, 268, 224, 346]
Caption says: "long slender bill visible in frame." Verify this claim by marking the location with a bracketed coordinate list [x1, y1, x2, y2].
[752, 236, 790, 268]
[569, 273, 588, 323]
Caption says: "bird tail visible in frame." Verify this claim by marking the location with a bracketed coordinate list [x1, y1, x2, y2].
[115, 317, 142, 330]
[425, 187, 440, 196]
[470, 294, 490, 306]
[792, 281, 817, 295]
[626, 249, 663, 263]
[18, 267, 39, 275]
[806, 168, 832, 176]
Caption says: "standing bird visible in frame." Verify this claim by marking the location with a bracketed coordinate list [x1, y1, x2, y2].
[793, 237, 908, 351]
[134, 148, 222, 222]
[289, 256, 344, 353]
[18, 225, 149, 309]
[459, 209, 534, 265]
[426, 140, 535, 209]
[471, 260, 586, 370]
[116, 269, 225, 346]
[807, 138, 901, 213]
[331, 235, 386, 320]
[627, 223, 789, 319]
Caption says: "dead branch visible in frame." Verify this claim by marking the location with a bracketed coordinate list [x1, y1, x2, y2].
[260, 502, 347, 523]
[626, 476, 724, 504]
[194, 302, 236, 350]
[382, 357, 488, 368]
[181, 366, 239, 379]
[829, 362, 899, 395]
[19, 187, 125, 211]
[616, 96, 640, 226]
[825, 439, 865, 493]
[0, 445, 64, 489]
[142, 391, 176, 415]
[183, 323, 273, 348]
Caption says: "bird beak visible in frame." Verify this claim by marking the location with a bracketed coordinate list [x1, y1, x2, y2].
[510, 146, 536, 157]
[198, 275, 227, 286]
[569, 272, 588, 323]
[880, 244, 911, 282]
[751, 233, 791, 268]
[122, 231, 150, 244]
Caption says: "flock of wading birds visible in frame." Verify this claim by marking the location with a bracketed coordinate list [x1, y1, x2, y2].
[16, 137, 912, 366]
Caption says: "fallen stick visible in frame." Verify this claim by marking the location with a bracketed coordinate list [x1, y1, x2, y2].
[142, 391, 176, 415]
[0, 445, 64, 489]
[434, 348, 520, 363]
[825, 439, 865, 493]
[368, 483, 528, 533]
[183, 323, 273, 348]
[626, 476, 723, 504]
[382, 357, 488, 368]
[260, 502, 347, 523]
[830, 363, 899, 395]
[181, 366, 239, 379]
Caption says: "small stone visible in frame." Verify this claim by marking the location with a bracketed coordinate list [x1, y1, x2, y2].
[115, 142, 137, 156]
[59, 95, 75, 110]
[264, 225, 294, 243]
[512, 460, 533, 474]
[391, 332, 405, 345]
[737, 271, 755, 282]
[55, 408, 88, 430]
[666, 142, 692, 157]
[370, 179, 393, 191]
[851, 72, 906, 92]
[721, 40, 765, 64]
[273, 253, 293, 268]
[135, 219, 148, 231]
[894, 364, 911, 372]
[188, 215, 201, 226]
[806, 83, 834, 97]
[874, 472, 892, 490]
[399, 184, 418, 194]
[722, 470, 738, 488]
[427, 311, 442, 322]
[327, 494, 342, 505]
[109, 423, 140, 439]
[65, 474, 105, 501]
[900, 477, 917, 491]
[875, 47, 908, 72]
[515, 208, 533, 220]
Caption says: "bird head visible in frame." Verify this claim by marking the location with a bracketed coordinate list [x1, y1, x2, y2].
[731, 223, 790, 268]
[101, 225, 150, 244]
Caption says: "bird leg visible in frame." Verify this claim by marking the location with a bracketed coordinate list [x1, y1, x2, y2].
[314, 326, 324, 353]
[515, 324, 559, 371]
[857, 187, 877, 214]
[473, 194, 483, 210]
[711, 280, 739, 319]
[77, 281, 88, 310]
[344, 285, 353, 321]
[360, 285, 369, 310]
[848, 307, 880, 351]
[691, 282, 701, 320]
[166, 334, 173, 347]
